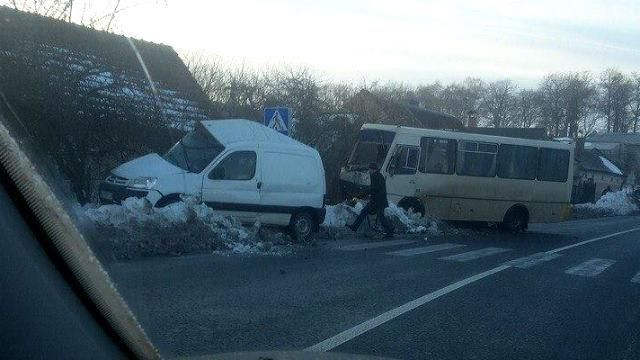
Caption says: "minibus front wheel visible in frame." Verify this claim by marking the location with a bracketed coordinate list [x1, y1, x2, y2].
[398, 197, 425, 217]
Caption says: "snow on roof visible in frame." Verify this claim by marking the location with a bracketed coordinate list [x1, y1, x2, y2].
[585, 142, 620, 151]
[200, 119, 308, 149]
[599, 156, 623, 175]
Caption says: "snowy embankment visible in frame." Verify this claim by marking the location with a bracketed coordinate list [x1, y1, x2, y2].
[79, 196, 441, 261]
[80, 197, 291, 260]
[573, 189, 639, 218]
[322, 200, 440, 234]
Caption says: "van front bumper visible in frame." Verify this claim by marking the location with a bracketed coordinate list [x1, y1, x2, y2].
[98, 182, 161, 205]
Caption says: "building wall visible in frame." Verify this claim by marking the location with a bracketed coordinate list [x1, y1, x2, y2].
[577, 171, 624, 201]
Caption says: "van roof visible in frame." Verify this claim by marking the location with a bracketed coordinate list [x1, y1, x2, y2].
[200, 119, 309, 149]
[361, 123, 573, 150]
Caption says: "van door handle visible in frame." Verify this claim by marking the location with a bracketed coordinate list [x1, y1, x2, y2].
[257, 181, 262, 189]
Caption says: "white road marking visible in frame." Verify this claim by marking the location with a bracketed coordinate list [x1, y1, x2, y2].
[305, 226, 640, 353]
[336, 240, 416, 251]
[386, 243, 466, 256]
[304, 265, 511, 352]
[439, 247, 511, 262]
[565, 258, 616, 277]
[506, 252, 563, 269]
[547, 227, 640, 254]
[631, 272, 640, 283]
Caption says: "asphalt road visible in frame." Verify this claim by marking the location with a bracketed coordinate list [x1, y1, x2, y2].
[106, 215, 640, 359]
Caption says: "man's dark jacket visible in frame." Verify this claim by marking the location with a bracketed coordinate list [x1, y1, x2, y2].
[369, 171, 389, 210]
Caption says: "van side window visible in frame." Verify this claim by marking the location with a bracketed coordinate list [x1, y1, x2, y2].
[457, 141, 497, 177]
[497, 144, 538, 180]
[389, 145, 419, 175]
[538, 148, 570, 182]
[209, 151, 257, 180]
[419, 137, 456, 174]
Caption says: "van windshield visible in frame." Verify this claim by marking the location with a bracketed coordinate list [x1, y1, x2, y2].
[164, 124, 225, 173]
[347, 129, 396, 170]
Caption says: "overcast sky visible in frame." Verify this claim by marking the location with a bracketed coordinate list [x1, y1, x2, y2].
[115, 0, 639, 87]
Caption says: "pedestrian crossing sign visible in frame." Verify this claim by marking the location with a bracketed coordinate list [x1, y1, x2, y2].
[264, 107, 290, 135]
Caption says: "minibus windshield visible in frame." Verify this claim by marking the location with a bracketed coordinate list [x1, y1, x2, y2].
[347, 129, 395, 170]
[164, 124, 225, 173]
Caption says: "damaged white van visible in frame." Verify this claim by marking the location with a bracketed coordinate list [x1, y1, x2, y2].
[98, 119, 327, 239]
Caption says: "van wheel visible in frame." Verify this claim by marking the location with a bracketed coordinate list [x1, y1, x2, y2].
[155, 194, 181, 208]
[398, 197, 425, 217]
[290, 211, 315, 242]
[502, 207, 528, 233]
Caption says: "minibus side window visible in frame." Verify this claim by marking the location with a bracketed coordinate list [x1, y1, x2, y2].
[419, 137, 456, 174]
[457, 140, 497, 177]
[497, 144, 538, 180]
[389, 145, 419, 175]
[209, 151, 257, 180]
[538, 148, 569, 182]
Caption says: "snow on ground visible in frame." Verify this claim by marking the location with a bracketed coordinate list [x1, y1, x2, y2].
[322, 199, 440, 234]
[81, 197, 292, 260]
[573, 188, 639, 216]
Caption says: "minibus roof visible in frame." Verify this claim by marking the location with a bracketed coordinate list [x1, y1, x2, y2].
[200, 119, 309, 149]
[361, 123, 574, 150]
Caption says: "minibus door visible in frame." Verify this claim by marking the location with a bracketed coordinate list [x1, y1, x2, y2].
[385, 144, 420, 201]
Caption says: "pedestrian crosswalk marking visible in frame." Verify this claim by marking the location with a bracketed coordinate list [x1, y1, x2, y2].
[565, 258, 616, 277]
[337, 240, 416, 251]
[439, 247, 511, 262]
[506, 252, 562, 269]
[631, 272, 640, 283]
[386, 243, 466, 257]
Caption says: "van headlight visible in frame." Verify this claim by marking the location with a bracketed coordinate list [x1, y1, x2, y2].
[129, 177, 157, 189]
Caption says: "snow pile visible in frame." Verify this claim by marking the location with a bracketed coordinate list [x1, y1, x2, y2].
[322, 200, 439, 234]
[574, 189, 639, 217]
[81, 197, 292, 260]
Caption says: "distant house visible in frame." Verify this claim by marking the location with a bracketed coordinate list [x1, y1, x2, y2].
[586, 132, 640, 185]
[573, 145, 624, 203]
[346, 89, 463, 130]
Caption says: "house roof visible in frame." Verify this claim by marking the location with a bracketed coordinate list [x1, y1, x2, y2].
[587, 132, 640, 145]
[346, 90, 463, 130]
[576, 149, 624, 176]
[0, 6, 216, 129]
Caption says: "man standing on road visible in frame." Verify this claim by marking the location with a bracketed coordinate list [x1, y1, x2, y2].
[347, 162, 394, 237]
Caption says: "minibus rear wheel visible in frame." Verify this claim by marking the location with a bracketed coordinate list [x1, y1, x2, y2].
[502, 206, 529, 233]
[290, 211, 315, 242]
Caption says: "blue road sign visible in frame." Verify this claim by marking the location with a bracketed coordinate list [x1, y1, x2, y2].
[264, 107, 290, 136]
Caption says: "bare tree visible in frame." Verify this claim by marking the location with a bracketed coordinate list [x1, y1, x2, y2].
[514, 89, 542, 128]
[3, 0, 165, 31]
[482, 80, 517, 128]
[598, 69, 633, 133]
[631, 72, 640, 133]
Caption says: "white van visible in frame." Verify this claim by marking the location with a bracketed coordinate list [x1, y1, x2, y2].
[98, 119, 327, 239]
